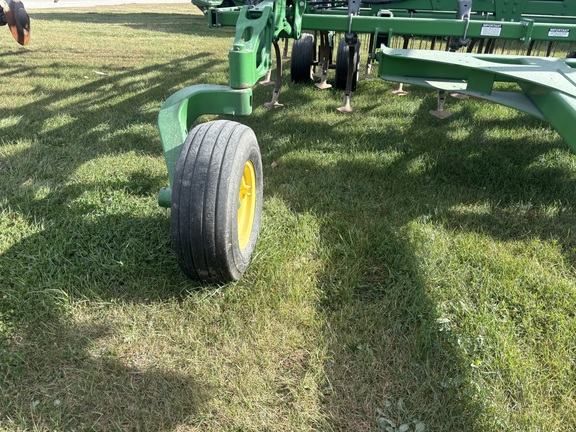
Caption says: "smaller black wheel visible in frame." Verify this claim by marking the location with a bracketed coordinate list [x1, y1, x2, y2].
[335, 37, 360, 91]
[171, 120, 263, 283]
[567, 51, 576, 59]
[291, 33, 315, 83]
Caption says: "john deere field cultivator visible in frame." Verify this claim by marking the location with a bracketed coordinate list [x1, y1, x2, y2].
[157, 0, 576, 282]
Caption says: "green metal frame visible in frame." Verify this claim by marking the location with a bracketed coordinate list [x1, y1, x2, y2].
[221, 0, 304, 88]
[377, 47, 576, 150]
[157, 84, 252, 207]
[157, 0, 576, 207]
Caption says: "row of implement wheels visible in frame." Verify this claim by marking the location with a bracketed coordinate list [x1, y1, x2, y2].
[290, 33, 360, 91]
[171, 33, 357, 284]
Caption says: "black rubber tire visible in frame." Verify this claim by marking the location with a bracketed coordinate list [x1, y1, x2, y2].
[290, 33, 315, 83]
[335, 37, 360, 91]
[567, 51, 576, 59]
[171, 120, 263, 283]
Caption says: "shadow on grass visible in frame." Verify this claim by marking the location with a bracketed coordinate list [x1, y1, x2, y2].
[0, 309, 207, 431]
[0, 44, 220, 430]
[0, 51, 222, 169]
[0, 175, 206, 428]
[1, 26, 575, 428]
[0, 50, 29, 59]
[241, 79, 576, 429]
[262, 156, 486, 430]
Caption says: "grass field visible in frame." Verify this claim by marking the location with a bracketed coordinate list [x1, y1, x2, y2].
[1, 4, 575, 431]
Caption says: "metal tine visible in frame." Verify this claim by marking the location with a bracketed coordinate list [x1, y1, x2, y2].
[259, 68, 274, 86]
[476, 38, 485, 54]
[546, 41, 553, 57]
[315, 32, 332, 89]
[313, 33, 322, 78]
[527, 40, 535, 56]
[282, 38, 290, 60]
[337, 35, 358, 113]
[430, 90, 453, 119]
[313, 31, 324, 78]
[361, 32, 375, 79]
[264, 41, 285, 109]
[486, 38, 496, 54]
[392, 83, 408, 96]
[391, 35, 410, 95]
[550, 42, 559, 57]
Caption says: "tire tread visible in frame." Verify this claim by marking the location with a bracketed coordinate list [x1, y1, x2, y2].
[171, 120, 262, 283]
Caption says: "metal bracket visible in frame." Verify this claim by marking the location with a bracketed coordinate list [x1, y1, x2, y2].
[347, 0, 361, 16]
[520, 18, 534, 45]
[158, 84, 253, 203]
[451, 0, 471, 50]
[377, 46, 576, 152]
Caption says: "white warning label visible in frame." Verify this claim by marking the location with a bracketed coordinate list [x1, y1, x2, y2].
[548, 28, 570, 38]
[481, 24, 502, 37]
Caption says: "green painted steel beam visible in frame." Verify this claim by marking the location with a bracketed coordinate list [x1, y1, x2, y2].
[212, 12, 576, 44]
[157, 84, 252, 206]
[523, 86, 576, 154]
[376, 46, 576, 151]
[300, 15, 576, 43]
[377, 47, 576, 99]
[305, 0, 576, 20]
[313, 8, 576, 26]
[210, 0, 576, 19]
[386, 0, 576, 18]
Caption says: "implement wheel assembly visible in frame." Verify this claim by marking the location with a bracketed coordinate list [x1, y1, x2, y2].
[171, 120, 263, 283]
[290, 33, 315, 83]
[158, 0, 576, 282]
[335, 37, 360, 91]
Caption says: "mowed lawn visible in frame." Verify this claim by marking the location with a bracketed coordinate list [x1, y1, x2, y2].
[1, 4, 575, 431]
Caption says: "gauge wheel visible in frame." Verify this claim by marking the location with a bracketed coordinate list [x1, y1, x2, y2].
[171, 120, 263, 283]
[291, 33, 315, 83]
[335, 37, 360, 91]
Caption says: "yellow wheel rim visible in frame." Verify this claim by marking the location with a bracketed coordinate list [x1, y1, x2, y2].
[238, 160, 256, 249]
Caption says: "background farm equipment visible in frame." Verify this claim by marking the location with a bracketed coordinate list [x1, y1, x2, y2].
[157, 0, 576, 282]
[1, 0, 30, 46]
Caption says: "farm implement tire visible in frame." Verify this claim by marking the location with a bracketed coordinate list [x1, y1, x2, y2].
[335, 37, 360, 91]
[171, 120, 263, 283]
[291, 33, 315, 83]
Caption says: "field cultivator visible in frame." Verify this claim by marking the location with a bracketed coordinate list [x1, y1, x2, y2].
[157, 0, 576, 282]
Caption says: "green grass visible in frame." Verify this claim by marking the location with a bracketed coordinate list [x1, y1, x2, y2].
[1, 4, 576, 431]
